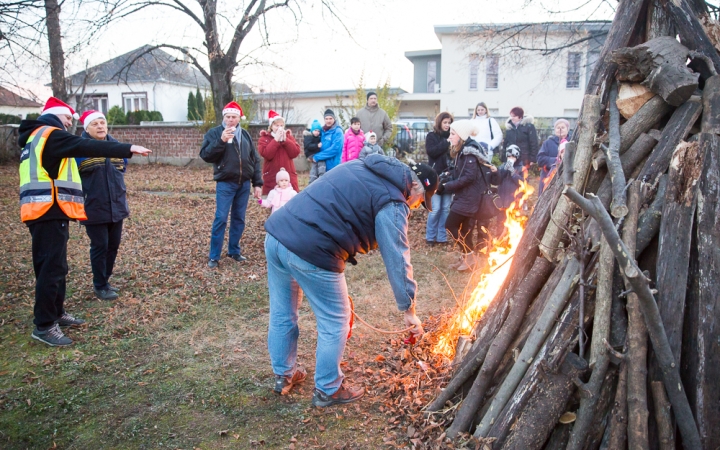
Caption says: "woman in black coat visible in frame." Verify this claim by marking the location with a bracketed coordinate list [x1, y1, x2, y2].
[76, 110, 128, 300]
[436, 119, 499, 271]
[424, 112, 453, 245]
[503, 106, 538, 175]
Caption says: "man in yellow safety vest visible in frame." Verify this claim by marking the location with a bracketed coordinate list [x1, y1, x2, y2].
[19, 97, 152, 347]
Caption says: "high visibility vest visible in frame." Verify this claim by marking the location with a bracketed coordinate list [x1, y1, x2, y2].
[19, 126, 87, 222]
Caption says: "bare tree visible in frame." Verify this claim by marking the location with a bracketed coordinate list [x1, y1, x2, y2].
[112, 0, 345, 121]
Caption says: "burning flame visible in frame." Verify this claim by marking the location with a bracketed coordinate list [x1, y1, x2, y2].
[433, 180, 535, 358]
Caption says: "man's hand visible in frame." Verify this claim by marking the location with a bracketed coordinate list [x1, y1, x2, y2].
[130, 145, 152, 156]
[403, 308, 424, 336]
[488, 164, 498, 173]
[253, 186, 262, 199]
[221, 127, 235, 143]
[317, 142, 322, 148]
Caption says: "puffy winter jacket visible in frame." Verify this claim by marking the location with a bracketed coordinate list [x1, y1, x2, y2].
[470, 115, 503, 154]
[314, 124, 343, 171]
[425, 130, 451, 174]
[303, 131, 321, 158]
[342, 128, 365, 163]
[443, 139, 500, 217]
[504, 116, 539, 167]
[199, 125, 263, 188]
[257, 129, 301, 195]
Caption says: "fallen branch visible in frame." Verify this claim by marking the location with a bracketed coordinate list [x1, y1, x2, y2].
[651, 381, 676, 450]
[605, 83, 629, 218]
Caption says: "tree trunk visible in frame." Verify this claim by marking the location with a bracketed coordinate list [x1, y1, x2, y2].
[44, 0, 67, 101]
[637, 96, 703, 190]
[540, 96, 601, 262]
[444, 258, 554, 437]
[650, 381, 676, 450]
[209, 56, 235, 121]
[501, 354, 589, 450]
[474, 257, 582, 438]
[681, 132, 720, 450]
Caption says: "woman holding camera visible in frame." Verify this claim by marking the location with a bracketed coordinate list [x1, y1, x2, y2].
[424, 112, 453, 246]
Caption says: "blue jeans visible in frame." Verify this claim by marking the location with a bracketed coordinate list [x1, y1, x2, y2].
[209, 180, 251, 260]
[265, 234, 350, 395]
[425, 193, 452, 243]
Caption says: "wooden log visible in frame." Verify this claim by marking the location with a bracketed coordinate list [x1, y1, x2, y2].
[584, 367, 620, 450]
[500, 354, 589, 450]
[617, 83, 656, 119]
[484, 285, 596, 448]
[646, 0, 676, 41]
[592, 95, 671, 171]
[474, 257, 582, 437]
[540, 96, 601, 262]
[610, 36, 698, 106]
[585, 0, 648, 102]
[565, 237, 614, 450]
[635, 175, 668, 257]
[701, 74, 720, 134]
[651, 381, 676, 450]
[637, 96, 703, 189]
[681, 133, 720, 450]
[606, 360, 629, 450]
[442, 258, 554, 435]
[623, 180, 651, 450]
[605, 83, 629, 217]
[664, 0, 720, 74]
[562, 188, 701, 449]
[543, 423, 573, 450]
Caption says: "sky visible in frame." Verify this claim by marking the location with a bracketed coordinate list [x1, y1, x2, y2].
[17, 0, 620, 99]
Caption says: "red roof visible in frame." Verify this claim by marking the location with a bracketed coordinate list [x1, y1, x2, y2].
[0, 86, 43, 108]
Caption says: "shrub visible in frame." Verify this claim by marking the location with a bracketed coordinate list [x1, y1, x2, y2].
[26, 113, 40, 120]
[107, 106, 126, 125]
[126, 110, 150, 125]
[187, 91, 198, 120]
[0, 113, 21, 124]
[195, 88, 205, 119]
[148, 111, 163, 122]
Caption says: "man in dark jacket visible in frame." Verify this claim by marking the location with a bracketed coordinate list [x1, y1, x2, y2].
[503, 107, 538, 176]
[19, 97, 151, 347]
[76, 110, 129, 301]
[263, 154, 436, 407]
[199, 101, 263, 268]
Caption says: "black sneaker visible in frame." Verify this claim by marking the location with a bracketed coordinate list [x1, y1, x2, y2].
[207, 259, 219, 268]
[94, 287, 118, 300]
[57, 313, 86, 327]
[228, 254, 247, 262]
[273, 367, 307, 395]
[106, 284, 119, 293]
[31, 324, 72, 347]
[311, 383, 364, 407]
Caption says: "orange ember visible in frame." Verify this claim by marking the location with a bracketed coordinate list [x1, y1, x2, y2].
[433, 180, 535, 358]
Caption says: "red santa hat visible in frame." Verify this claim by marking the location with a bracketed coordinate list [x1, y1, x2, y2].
[222, 101, 245, 119]
[268, 110, 284, 125]
[41, 97, 79, 120]
[79, 110, 106, 131]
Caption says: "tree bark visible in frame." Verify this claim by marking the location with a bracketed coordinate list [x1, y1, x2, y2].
[664, 0, 720, 75]
[650, 381, 676, 450]
[565, 237, 614, 450]
[475, 257, 582, 438]
[681, 133, 720, 450]
[562, 189, 701, 449]
[646, 0, 676, 41]
[637, 96, 703, 190]
[443, 258, 554, 436]
[605, 83, 628, 217]
[606, 360, 629, 450]
[544, 423, 573, 450]
[701, 74, 720, 134]
[540, 96, 601, 262]
[501, 354, 589, 450]
[44, 0, 67, 101]
[635, 174, 667, 257]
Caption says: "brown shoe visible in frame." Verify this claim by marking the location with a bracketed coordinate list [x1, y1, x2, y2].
[273, 367, 307, 395]
[456, 252, 477, 272]
[311, 383, 364, 407]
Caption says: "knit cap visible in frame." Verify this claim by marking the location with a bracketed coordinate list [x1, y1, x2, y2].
[276, 167, 290, 182]
[450, 119, 479, 141]
[311, 120, 321, 132]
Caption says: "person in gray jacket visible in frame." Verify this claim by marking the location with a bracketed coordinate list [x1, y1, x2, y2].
[356, 92, 392, 147]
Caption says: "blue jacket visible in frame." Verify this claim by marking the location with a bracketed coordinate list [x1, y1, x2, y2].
[314, 124, 343, 171]
[537, 135, 561, 181]
[75, 132, 129, 225]
[265, 154, 417, 310]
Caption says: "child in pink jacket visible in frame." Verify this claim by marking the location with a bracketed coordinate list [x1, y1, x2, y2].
[259, 168, 297, 214]
[341, 117, 366, 163]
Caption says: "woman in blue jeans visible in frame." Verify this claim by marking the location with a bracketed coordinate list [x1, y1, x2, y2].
[424, 112, 453, 245]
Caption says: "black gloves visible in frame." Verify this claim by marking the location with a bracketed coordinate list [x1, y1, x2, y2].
[436, 183, 446, 195]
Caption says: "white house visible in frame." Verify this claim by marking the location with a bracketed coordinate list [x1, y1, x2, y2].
[402, 21, 610, 121]
[0, 86, 43, 119]
[67, 46, 250, 122]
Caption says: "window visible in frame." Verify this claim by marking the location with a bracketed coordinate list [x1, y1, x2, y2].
[76, 94, 108, 114]
[122, 92, 148, 112]
[486, 54, 499, 90]
[469, 54, 480, 91]
[427, 61, 437, 93]
[567, 52, 582, 89]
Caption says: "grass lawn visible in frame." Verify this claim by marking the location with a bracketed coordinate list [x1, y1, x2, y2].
[0, 163, 479, 449]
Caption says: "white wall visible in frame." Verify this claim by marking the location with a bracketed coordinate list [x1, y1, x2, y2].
[0, 106, 41, 119]
[437, 32, 588, 120]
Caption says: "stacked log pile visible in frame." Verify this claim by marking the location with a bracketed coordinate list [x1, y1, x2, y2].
[426, 1, 720, 448]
